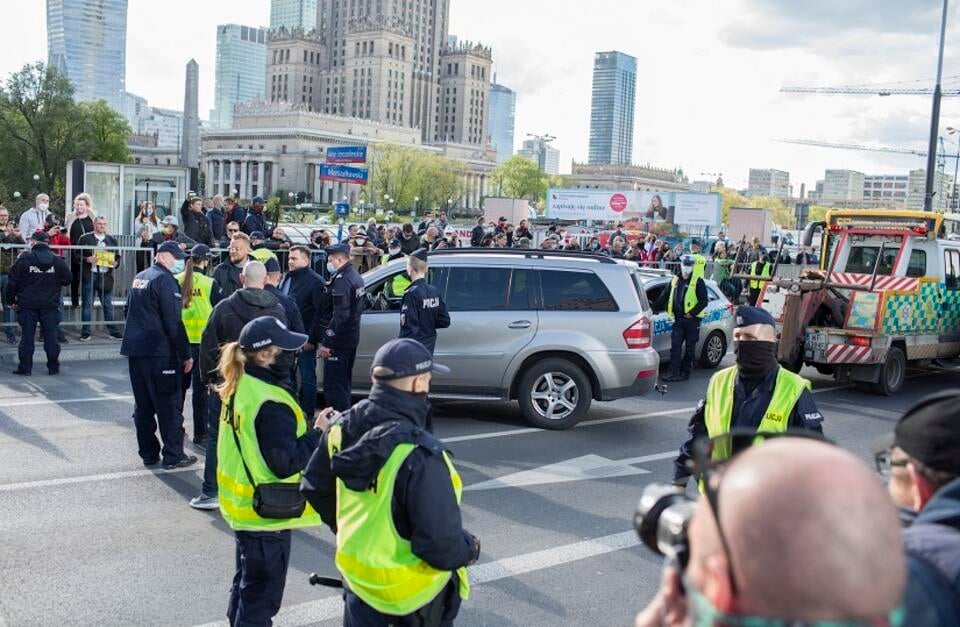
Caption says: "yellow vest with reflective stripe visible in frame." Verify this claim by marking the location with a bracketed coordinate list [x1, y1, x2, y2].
[749, 261, 772, 289]
[692, 253, 707, 283]
[704, 365, 811, 463]
[327, 423, 471, 616]
[217, 375, 321, 531]
[176, 271, 214, 344]
[380, 255, 412, 297]
[667, 276, 706, 319]
[251, 248, 278, 264]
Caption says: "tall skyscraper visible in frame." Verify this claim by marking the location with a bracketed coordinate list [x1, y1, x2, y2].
[210, 24, 268, 129]
[488, 81, 516, 163]
[182, 60, 199, 169]
[270, 0, 317, 30]
[519, 136, 559, 175]
[46, 0, 128, 110]
[588, 51, 636, 166]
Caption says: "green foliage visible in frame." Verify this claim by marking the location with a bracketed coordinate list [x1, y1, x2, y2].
[489, 156, 547, 203]
[0, 62, 132, 206]
[367, 144, 466, 212]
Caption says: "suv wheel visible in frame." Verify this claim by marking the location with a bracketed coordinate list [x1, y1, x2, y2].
[518, 358, 592, 430]
[698, 331, 727, 369]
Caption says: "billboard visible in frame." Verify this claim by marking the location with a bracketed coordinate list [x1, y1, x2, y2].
[326, 146, 367, 164]
[320, 164, 368, 185]
[546, 189, 721, 228]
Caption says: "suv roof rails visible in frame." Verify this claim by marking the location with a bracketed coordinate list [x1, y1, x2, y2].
[425, 248, 618, 264]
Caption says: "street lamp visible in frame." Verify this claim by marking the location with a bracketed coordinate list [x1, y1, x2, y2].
[32, 174, 40, 192]
[13, 191, 21, 200]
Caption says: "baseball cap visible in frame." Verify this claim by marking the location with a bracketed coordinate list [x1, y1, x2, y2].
[190, 244, 212, 259]
[250, 231, 265, 240]
[157, 240, 188, 260]
[263, 256, 282, 273]
[31, 230, 50, 243]
[498, 216, 507, 222]
[875, 391, 960, 474]
[371, 338, 449, 380]
[681, 255, 695, 267]
[735, 305, 776, 329]
[239, 316, 308, 352]
[389, 238, 401, 249]
[252, 196, 264, 204]
[162, 215, 178, 227]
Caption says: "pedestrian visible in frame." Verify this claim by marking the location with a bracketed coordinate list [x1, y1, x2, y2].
[120, 241, 197, 470]
[218, 221, 240, 250]
[417, 211, 435, 235]
[608, 236, 626, 258]
[301, 338, 480, 627]
[280, 246, 324, 416]
[312, 243, 364, 412]
[399, 249, 450, 355]
[17, 192, 51, 237]
[133, 201, 159, 273]
[68, 193, 96, 307]
[225, 197, 246, 228]
[795, 245, 818, 266]
[215, 316, 328, 626]
[711, 243, 736, 300]
[420, 226, 440, 251]
[515, 219, 531, 241]
[636, 438, 904, 627]
[264, 255, 304, 385]
[399, 223, 419, 255]
[242, 197, 268, 235]
[365, 217, 381, 247]
[0, 208, 24, 344]
[874, 392, 960, 625]
[207, 195, 227, 242]
[181, 196, 214, 246]
[212, 232, 253, 300]
[653, 255, 708, 382]
[77, 215, 122, 341]
[671, 306, 824, 489]
[149, 215, 196, 252]
[176, 244, 223, 447]
[193, 261, 287, 510]
[748, 251, 773, 306]
[6, 230, 72, 375]
[470, 216, 485, 247]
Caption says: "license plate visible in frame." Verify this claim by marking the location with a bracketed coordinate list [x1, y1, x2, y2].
[806, 333, 827, 351]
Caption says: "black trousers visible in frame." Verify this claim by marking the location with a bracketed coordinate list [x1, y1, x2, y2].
[70, 260, 81, 308]
[668, 317, 700, 377]
[748, 287, 762, 306]
[17, 307, 60, 373]
[128, 355, 186, 465]
[323, 345, 356, 412]
[228, 530, 291, 627]
[179, 344, 208, 440]
[343, 576, 461, 627]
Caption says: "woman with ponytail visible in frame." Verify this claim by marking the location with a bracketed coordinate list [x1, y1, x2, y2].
[177, 244, 224, 448]
[214, 316, 333, 626]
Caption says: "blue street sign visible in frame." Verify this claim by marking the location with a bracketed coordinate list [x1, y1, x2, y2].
[320, 163, 369, 185]
[326, 146, 367, 164]
[335, 202, 350, 217]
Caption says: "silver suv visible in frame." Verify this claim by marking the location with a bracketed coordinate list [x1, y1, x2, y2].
[342, 249, 660, 429]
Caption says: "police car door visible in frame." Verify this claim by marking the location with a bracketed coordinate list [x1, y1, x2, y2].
[645, 278, 673, 360]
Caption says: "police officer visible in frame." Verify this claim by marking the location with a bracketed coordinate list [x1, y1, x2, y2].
[380, 238, 411, 298]
[749, 251, 773, 306]
[311, 243, 364, 412]
[121, 240, 197, 469]
[399, 249, 450, 355]
[177, 244, 223, 445]
[214, 316, 329, 626]
[301, 339, 481, 627]
[654, 255, 708, 382]
[672, 306, 824, 489]
[6, 230, 72, 375]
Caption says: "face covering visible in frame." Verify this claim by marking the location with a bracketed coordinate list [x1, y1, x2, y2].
[326, 261, 338, 274]
[734, 340, 778, 378]
[681, 266, 693, 278]
[144, 209, 153, 216]
[163, 226, 173, 235]
[172, 259, 185, 274]
[389, 247, 401, 256]
[38, 203, 49, 213]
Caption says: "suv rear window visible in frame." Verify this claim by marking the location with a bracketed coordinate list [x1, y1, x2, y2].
[446, 267, 532, 311]
[539, 270, 618, 311]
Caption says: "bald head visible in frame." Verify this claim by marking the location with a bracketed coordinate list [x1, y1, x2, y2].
[689, 439, 904, 621]
[240, 261, 266, 289]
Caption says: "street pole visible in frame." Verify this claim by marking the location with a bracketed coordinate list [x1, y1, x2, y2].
[924, 0, 949, 212]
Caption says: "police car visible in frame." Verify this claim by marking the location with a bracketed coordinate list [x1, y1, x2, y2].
[634, 267, 735, 369]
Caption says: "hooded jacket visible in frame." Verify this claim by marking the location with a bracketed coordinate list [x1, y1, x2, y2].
[301, 384, 476, 573]
[212, 255, 254, 301]
[199, 287, 287, 384]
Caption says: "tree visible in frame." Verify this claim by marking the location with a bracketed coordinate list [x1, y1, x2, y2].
[368, 143, 467, 213]
[77, 100, 131, 163]
[490, 155, 547, 203]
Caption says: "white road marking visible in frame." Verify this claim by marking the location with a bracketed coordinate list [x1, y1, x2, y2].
[465, 454, 653, 491]
[0, 394, 134, 408]
[193, 530, 641, 627]
[0, 466, 199, 492]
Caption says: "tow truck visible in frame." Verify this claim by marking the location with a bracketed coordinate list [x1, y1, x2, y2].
[737, 209, 960, 395]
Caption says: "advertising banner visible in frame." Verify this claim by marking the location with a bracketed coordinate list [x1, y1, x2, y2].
[320, 164, 368, 185]
[325, 146, 367, 164]
[546, 189, 641, 221]
[673, 193, 721, 227]
[547, 188, 720, 229]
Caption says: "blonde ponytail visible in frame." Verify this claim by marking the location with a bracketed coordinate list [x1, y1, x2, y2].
[215, 341, 246, 401]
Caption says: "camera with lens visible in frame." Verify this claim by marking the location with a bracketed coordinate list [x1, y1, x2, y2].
[634, 483, 697, 571]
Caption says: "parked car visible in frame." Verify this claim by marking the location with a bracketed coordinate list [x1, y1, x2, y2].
[633, 267, 735, 369]
[331, 249, 661, 429]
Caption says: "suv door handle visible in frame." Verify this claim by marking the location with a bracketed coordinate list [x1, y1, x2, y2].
[508, 320, 532, 329]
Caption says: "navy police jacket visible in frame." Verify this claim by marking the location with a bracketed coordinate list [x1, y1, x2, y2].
[312, 263, 364, 350]
[399, 278, 450, 354]
[121, 262, 190, 360]
[5, 243, 72, 310]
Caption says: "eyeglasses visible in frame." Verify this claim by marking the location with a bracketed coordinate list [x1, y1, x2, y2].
[874, 449, 909, 478]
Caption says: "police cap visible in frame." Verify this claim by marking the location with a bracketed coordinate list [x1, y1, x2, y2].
[239, 316, 307, 352]
[157, 240, 188, 260]
[263, 256, 282, 273]
[250, 231, 265, 240]
[31, 230, 50, 243]
[325, 243, 350, 256]
[190, 244, 212, 259]
[876, 391, 960, 474]
[411, 249, 429, 263]
[389, 238, 401, 249]
[681, 255, 695, 267]
[735, 305, 776, 329]
[371, 338, 450, 380]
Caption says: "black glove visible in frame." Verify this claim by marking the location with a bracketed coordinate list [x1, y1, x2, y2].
[467, 533, 481, 566]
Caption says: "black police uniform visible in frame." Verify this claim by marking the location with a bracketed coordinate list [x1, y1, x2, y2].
[121, 258, 193, 467]
[672, 367, 824, 484]
[311, 252, 364, 412]
[5, 240, 72, 374]
[399, 277, 450, 355]
[653, 274, 708, 380]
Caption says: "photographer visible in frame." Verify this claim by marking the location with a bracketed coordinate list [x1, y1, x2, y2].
[636, 437, 905, 626]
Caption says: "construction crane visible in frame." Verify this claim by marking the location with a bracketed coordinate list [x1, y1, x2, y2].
[781, 75, 960, 97]
[776, 139, 929, 156]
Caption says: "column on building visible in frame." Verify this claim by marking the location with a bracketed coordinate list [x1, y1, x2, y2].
[257, 161, 266, 199]
[474, 175, 481, 210]
[270, 160, 279, 197]
[479, 174, 486, 207]
[217, 160, 225, 197]
[206, 160, 215, 196]
[239, 159, 249, 200]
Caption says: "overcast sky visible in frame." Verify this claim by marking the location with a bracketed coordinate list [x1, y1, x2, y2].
[4, 0, 960, 191]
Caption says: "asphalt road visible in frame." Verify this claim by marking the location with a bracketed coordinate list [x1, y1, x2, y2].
[0, 357, 953, 626]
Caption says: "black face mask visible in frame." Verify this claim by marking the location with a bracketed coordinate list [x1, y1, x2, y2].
[734, 340, 778, 378]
